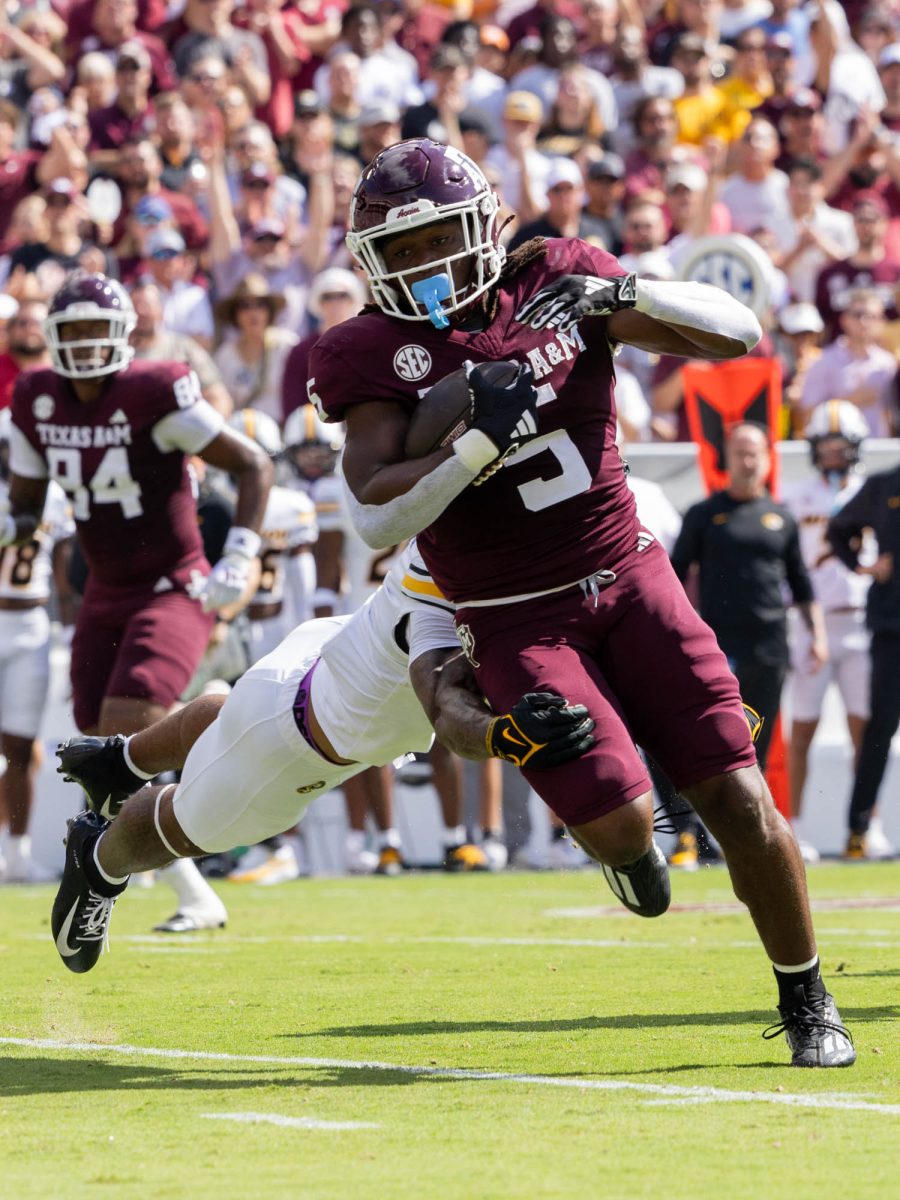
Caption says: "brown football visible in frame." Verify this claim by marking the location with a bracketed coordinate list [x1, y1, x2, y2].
[404, 361, 519, 459]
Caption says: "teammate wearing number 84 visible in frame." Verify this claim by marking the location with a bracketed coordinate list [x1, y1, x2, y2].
[310, 138, 855, 1067]
[5, 272, 274, 929]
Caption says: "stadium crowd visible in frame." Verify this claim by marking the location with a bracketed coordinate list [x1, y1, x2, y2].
[0, 0, 898, 888]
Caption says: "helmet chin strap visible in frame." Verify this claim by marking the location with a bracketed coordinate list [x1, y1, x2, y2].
[411, 273, 452, 329]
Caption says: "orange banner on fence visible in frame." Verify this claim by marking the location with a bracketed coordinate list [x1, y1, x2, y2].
[682, 358, 782, 495]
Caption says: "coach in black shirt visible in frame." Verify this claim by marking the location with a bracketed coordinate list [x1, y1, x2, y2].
[827, 461, 900, 854]
[671, 422, 827, 769]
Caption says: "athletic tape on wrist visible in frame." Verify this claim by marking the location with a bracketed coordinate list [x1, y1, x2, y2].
[453, 428, 500, 473]
[223, 525, 262, 560]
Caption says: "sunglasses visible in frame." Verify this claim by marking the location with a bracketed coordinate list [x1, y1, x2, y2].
[46, 195, 72, 208]
[117, 61, 143, 73]
[243, 179, 271, 190]
[252, 233, 281, 244]
[320, 292, 352, 302]
[236, 298, 271, 310]
[189, 72, 223, 83]
[151, 249, 180, 261]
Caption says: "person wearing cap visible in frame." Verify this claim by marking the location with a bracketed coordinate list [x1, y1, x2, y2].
[664, 160, 732, 261]
[755, 32, 806, 135]
[777, 302, 825, 433]
[814, 192, 900, 340]
[356, 100, 404, 169]
[485, 91, 552, 227]
[74, 0, 178, 96]
[671, 31, 749, 146]
[281, 268, 367, 422]
[580, 153, 626, 253]
[504, 0, 584, 52]
[510, 13, 618, 134]
[756, 0, 814, 62]
[507, 158, 590, 252]
[142, 228, 215, 350]
[235, 161, 302, 243]
[772, 89, 827, 173]
[879, 44, 900, 136]
[8, 179, 114, 280]
[775, 158, 856, 305]
[173, 0, 271, 108]
[87, 42, 155, 172]
[401, 44, 469, 147]
[129, 280, 233, 418]
[213, 275, 298, 422]
[801, 288, 898, 438]
[608, 23, 684, 160]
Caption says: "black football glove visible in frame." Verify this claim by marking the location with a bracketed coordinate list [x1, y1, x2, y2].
[486, 692, 595, 769]
[465, 361, 539, 483]
[516, 272, 638, 334]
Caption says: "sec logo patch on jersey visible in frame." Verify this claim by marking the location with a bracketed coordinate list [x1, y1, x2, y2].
[393, 345, 432, 382]
[33, 394, 55, 420]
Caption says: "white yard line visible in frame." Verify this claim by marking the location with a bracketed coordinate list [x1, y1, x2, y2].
[2, 1036, 898, 1116]
[200, 1112, 379, 1131]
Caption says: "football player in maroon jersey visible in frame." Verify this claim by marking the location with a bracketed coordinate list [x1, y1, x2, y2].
[309, 139, 854, 1068]
[4, 271, 274, 931]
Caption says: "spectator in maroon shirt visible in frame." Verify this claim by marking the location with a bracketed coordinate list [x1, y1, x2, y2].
[0, 300, 49, 410]
[88, 41, 155, 171]
[814, 192, 900, 340]
[623, 94, 691, 201]
[235, 0, 311, 141]
[68, 0, 178, 95]
[112, 136, 209, 253]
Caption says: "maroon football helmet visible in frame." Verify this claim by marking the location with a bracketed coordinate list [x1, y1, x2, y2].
[45, 271, 136, 379]
[347, 139, 504, 322]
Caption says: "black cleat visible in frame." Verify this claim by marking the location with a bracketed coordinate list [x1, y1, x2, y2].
[601, 840, 671, 918]
[763, 986, 856, 1067]
[56, 734, 145, 819]
[51, 811, 128, 974]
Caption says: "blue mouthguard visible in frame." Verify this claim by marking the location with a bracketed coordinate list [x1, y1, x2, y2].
[411, 273, 452, 329]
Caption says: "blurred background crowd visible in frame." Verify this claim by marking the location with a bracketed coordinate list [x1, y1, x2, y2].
[0, 0, 898, 883]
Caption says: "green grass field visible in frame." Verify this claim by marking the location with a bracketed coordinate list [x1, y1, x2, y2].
[2, 863, 898, 1200]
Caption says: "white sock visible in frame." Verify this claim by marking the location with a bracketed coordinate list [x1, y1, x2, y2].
[443, 825, 466, 848]
[346, 829, 366, 854]
[379, 827, 401, 850]
[772, 954, 819, 974]
[158, 857, 221, 910]
[122, 736, 156, 781]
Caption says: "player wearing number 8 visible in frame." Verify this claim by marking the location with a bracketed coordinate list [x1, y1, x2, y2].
[5, 272, 274, 737]
[310, 139, 856, 1067]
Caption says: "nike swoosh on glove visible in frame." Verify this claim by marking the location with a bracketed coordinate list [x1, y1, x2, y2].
[516, 273, 637, 334]
[197, 552, 253, 613]
[486, 692, 595, 768]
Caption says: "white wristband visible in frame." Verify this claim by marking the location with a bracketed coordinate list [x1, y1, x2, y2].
[0, 514, 17, 547]
[452, 428, 499, 474]
[223, 525, 262, 560]
[313, 587, 339, 610]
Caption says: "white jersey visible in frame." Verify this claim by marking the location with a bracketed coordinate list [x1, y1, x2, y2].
[311, 467, 403, 612]
[174, 541, 460, 853]
[627, 475, 682, 553]
[0, 479, 73, 602]
[252, 484, 317, 611]
[315, 542, 456, 765]
[781, 473, 872, 612]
